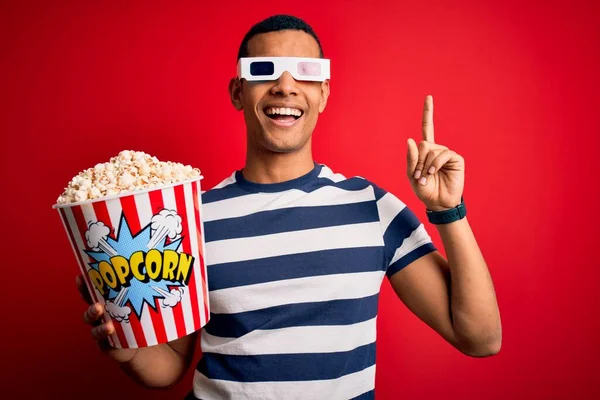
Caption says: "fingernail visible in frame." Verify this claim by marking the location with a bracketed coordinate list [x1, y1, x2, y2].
[428, 166, 435, 174]
[414, 170, 421, 179]
[91, 305, 99, 315]
[419, 177, 427, 185]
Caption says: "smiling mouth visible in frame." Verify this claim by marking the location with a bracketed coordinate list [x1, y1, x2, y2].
[264, 107, 304, 122]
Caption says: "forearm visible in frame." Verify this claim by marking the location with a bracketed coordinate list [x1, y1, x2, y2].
[436, 217, 501, 356]
[119, 341, 192, 388]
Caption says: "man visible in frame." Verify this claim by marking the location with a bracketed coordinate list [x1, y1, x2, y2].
[78, 14, 501, 399]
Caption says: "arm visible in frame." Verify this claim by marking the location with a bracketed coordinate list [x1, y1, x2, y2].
[118, 331, 198, 388]
[389, 95, 501, 357]
[389, 217, 501, 357]
[78, 276, 199, 388]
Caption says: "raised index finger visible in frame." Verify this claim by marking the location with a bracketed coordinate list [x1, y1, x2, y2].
[422, 95, 435, 143]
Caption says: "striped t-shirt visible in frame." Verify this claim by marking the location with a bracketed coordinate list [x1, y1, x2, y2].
[190, 162, 436, 400]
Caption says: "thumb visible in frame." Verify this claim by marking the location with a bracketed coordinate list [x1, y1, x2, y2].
[406, 138, 419, 179]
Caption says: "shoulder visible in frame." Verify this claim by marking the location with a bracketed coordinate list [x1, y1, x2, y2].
[316, 164, 387, 196]
[200, 171, 242, 204]
[203, 171, 237, 193]
[319, 164, 407, 204]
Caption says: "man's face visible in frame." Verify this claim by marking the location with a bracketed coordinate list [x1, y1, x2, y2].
[229, 30, 330, 154]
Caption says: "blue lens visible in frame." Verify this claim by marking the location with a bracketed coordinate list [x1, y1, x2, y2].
[250, 61, 274, 76]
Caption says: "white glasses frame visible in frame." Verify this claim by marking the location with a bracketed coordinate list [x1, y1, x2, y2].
[237, 57, 330, 82]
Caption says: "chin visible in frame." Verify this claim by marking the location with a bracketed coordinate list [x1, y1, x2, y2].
[260, 130, 310, 154]
[263, 139, 304, 154]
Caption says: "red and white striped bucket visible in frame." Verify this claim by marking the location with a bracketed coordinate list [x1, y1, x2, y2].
[53, 177, 210, 348]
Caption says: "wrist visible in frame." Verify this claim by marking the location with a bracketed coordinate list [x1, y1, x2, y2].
[426, 196, 466, 225]
[426, 205, 454, 212]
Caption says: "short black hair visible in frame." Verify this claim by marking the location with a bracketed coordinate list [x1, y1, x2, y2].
[237, 14, 324, 60]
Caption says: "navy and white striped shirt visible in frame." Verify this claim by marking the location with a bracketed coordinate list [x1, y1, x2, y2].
[190, 163, 436, 399]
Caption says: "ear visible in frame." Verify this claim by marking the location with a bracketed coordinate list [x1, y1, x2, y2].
[318, 79, 330, 113]
[229, 78, 244, 111]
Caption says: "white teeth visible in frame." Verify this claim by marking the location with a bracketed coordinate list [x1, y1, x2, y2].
[265, 107, 303, 117]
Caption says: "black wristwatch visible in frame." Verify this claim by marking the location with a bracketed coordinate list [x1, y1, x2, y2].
[426, 197, 467, 225]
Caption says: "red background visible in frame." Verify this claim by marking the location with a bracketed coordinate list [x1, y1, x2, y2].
[1, 0, 599, 398]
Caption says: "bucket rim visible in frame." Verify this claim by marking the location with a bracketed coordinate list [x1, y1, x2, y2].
[52, 175, 204, 209]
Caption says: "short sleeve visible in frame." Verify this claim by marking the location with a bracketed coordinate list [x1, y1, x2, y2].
[373, 185, 437, 278]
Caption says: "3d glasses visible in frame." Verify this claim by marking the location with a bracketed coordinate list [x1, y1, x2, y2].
[237, 57, 330, 82]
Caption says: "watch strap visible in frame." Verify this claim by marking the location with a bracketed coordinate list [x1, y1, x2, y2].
[426, 197, 466, 225]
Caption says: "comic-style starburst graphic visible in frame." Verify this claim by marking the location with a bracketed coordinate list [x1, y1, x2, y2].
[85, 212, 185, 319]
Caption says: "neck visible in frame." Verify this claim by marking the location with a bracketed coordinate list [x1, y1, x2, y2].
[243, 141, 315, 184]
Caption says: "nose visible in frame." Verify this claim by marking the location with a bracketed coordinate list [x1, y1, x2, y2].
[270, 71, 298, 96]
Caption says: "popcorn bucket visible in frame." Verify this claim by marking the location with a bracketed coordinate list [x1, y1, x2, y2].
[53, 177, 210, 348]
